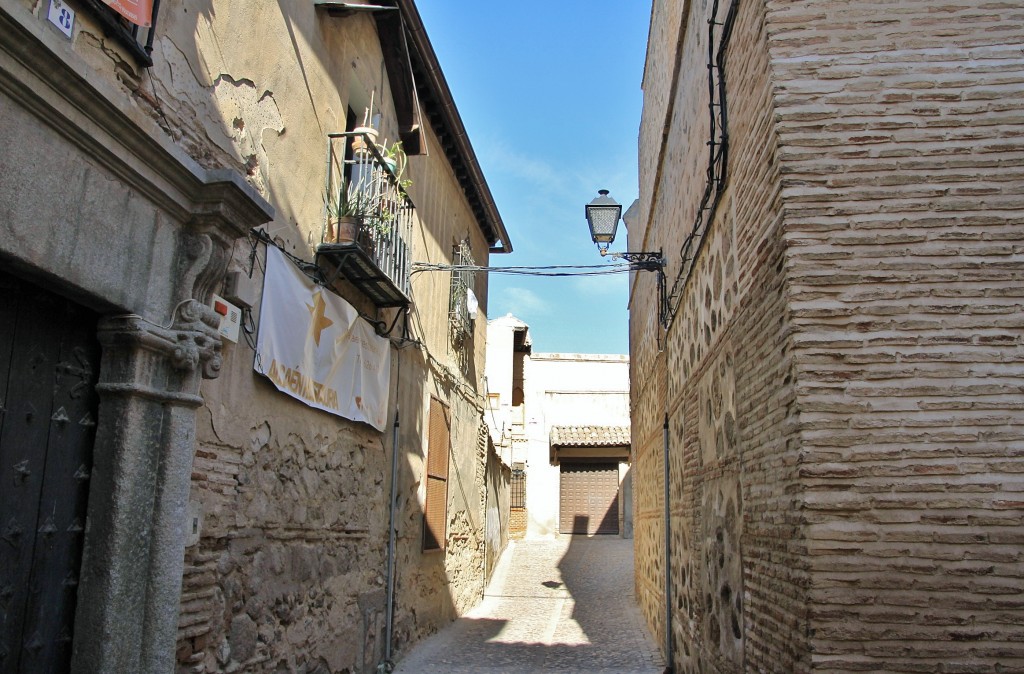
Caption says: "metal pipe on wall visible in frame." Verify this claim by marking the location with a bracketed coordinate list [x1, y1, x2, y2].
[382, 318, 406, 673]
[383, 403, 400, 669]
[663, 412, 673, 672]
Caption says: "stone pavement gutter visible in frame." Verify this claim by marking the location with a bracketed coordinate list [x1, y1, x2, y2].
[392, 537, 664, 673]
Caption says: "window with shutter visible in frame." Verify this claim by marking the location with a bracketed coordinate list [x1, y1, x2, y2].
[422, 397, 450, 551]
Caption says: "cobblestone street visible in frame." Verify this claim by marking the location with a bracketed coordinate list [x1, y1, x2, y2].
[392, 537, 664, 674]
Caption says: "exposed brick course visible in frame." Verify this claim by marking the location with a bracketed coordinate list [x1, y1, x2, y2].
[633, 0, 1024, 672]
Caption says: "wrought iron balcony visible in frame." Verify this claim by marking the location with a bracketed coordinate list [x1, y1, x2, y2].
[316, 131, 413, 308]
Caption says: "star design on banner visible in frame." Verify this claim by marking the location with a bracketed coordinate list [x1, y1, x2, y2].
[305, 290, 334, 346]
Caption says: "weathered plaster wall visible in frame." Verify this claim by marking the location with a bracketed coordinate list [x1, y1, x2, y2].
[634, 0, 1024, 672]
[62, 0, 426, 261]
[485, 439, 511, 579]
[484, 314, 526, 462]
[10, 1, 502, 671]
[393, 113, 496, 639]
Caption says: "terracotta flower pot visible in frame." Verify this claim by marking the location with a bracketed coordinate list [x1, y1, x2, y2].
[329, 216, 360, 244]
[351, 126, 378, 155]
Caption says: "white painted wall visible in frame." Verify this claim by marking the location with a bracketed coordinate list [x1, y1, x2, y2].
[486, 318, 632, 537]
[524, 354, 630, 538]
[485, 314, 528, 465]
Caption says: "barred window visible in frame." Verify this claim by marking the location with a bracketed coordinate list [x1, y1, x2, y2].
[448, 239, 476, 341]
[511, 463, 525, 510]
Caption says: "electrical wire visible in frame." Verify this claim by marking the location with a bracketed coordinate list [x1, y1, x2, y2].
[411, 262, 640, 277]
[664, 0, 739, 326]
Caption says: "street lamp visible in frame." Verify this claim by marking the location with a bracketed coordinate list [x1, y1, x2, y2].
[584, 189, 668, 328]
[584, 189, 622, 255]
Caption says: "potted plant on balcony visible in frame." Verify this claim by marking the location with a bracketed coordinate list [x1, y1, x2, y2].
[378, 140, 412, 191]
[326, 178, 369, 244]
[351, 101, 379, 155]
[351, 125, 378, 156]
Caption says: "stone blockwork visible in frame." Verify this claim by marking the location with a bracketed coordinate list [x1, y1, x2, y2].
[175, 372, 391, 673]
[633, 0, 1024, 672]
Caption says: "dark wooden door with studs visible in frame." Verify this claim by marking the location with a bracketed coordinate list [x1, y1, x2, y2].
[0, 271, 100, 673]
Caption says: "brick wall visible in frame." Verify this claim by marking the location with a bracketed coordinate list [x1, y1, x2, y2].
[509, 509, 527, 538]
[634, 0, 1024, 671]
[768, 1, 1024, 670]
[635, 0, 805, 669]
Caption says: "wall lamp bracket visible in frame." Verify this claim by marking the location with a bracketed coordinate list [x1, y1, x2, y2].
[586, 190, 669, 329]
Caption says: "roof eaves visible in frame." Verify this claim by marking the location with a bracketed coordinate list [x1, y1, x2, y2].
[395, 0, 513, 254]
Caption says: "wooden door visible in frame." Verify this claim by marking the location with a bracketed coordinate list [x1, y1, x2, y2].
[0, 271, 99, 673]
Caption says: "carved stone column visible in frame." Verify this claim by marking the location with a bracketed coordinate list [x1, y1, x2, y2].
[70, 299, 227, 672]
[46, 160, 274, 670]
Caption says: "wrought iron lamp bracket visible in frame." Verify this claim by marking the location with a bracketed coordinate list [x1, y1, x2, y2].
[606, 250, 665, 271]
[605, 250, 669, 329]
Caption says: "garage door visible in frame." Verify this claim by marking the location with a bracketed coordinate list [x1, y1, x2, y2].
[559, 462, 619, 535]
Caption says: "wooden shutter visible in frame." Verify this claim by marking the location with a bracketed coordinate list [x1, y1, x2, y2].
[423, 398, 451, 551]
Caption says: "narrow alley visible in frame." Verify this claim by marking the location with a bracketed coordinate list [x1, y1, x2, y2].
[392, 537, 663, 674]
[3, 0, 1022, 672]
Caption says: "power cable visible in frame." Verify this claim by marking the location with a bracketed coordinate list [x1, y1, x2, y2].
[411, 262, 641, 277]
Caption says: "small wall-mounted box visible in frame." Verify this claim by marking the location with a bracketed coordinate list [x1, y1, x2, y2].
[223, 270, 259, 309]
[211, 294, 241, 343]
[186, 500, 202, 547]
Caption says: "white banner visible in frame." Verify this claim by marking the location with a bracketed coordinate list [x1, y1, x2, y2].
[255, 246, 390, 431]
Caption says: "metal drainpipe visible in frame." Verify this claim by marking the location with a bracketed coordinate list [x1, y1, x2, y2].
[383, 405, 400, 669]
[382, 328, 404, 673]
[663, 413, 673, 672]
[481, 436, 488, 599]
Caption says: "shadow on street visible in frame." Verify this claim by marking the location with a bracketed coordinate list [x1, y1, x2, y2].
[392, 528, 663, 673]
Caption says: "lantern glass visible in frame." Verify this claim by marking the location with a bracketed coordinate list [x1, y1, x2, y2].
[585, 190, 622, 246]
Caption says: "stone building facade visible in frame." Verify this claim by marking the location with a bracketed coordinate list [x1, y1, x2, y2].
[631, 1, 1024, 672]
[486, 315, 633, 539]
[0, 1, 510, 673]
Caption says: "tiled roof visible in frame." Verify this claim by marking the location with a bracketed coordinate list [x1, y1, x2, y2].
[550, 425, 631, 448]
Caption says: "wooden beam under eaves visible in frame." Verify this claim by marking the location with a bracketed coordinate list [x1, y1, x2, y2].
[313, 1, 398, 17]
[374, 10, 425, 155]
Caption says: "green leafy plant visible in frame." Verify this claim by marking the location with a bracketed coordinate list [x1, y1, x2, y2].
[327, 177, 370, 220]
[378, 140, 412, 191]
[373, 205, 396, 237]
[324, 177, 373, 243]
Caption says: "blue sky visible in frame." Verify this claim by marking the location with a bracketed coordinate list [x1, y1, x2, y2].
[417, 2, 651, 355]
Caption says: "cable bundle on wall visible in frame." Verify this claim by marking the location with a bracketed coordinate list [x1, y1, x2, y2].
[664, 0, 740, 327]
